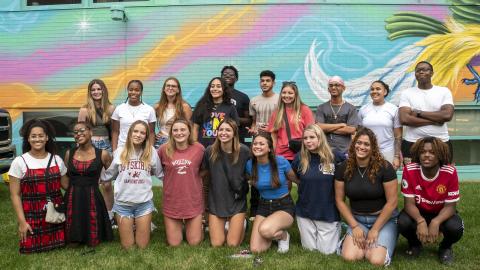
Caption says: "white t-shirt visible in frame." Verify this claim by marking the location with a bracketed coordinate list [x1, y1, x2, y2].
[359, 102, 401, 153]
[399, 85, 453, 142]
[8, 152, 67, 179]
[112, 103, 157, 148]
[103, 146, 163, 204]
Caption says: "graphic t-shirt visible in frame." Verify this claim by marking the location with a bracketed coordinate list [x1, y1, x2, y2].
[104, 146, 163, 204]
[192, 103, 239, 148]
[158, 143, 205, 219]
[401, 163, 460, 213]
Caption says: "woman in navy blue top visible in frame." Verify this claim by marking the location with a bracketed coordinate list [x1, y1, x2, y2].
[246, 134, 298, 253]
[291, 124, 340, 254]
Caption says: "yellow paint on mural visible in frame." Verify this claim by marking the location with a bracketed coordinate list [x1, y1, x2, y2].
[0, 5, 254, 121]
[410, 18, 480, 97]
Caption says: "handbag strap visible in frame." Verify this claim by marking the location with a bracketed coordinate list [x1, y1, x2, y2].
[44, 153, 54, 201]
[283, 106, 293, 141]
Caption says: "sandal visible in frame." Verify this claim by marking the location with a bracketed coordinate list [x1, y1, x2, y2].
[405, 245, 422, 258]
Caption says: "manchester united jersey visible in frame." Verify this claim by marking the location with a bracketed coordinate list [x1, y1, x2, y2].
[401, 163, 460, 214]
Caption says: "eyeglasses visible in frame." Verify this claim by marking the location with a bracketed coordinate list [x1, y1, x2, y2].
[73, 128, 88, 135]
[165, 84, 178, 89]
[415, 68, 432, 72]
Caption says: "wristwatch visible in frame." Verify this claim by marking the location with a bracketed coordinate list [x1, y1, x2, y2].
[413, 109, 422, 118]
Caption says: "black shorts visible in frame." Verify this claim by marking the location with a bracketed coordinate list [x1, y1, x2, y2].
[256, 195, 295, 218]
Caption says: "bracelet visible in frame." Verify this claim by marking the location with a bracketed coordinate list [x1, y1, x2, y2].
[416, 219, 426, 225]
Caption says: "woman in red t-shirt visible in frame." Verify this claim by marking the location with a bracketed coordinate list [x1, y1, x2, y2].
[158, 118, 205, 246]
[267, 81, 314, 162]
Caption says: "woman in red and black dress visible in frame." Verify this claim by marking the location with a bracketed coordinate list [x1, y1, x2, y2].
[64, 122, 113, 246]
[8, 119, 68, 253]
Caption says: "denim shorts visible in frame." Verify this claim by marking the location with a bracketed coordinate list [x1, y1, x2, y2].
[154, 136, 169, 149]
[113, 200, 156, 219]
[91, 137, 112, 153]
[338, 211, 398, 265]
[256, 194, 295, 218]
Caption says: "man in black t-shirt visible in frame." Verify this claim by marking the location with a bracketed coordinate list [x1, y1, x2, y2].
[221, 66, 252, 145]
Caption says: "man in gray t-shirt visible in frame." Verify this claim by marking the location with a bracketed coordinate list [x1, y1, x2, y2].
[316, 76, 358, 154]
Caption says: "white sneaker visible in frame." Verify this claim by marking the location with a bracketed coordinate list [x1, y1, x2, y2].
[151, 222, 157, 232]
[225, 221, 230, 231]
[277, 231, 290, 253]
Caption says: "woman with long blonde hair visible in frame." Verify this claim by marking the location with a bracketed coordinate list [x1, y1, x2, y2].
[201, 118, 250, 247]
[78, 79, 115, 225]
[104, 120, 163, 249]
[154, 77, 192, 148]
[267, 81, 314, 162]
[291, 124, 340, 254]
[158, 118, 205, 246]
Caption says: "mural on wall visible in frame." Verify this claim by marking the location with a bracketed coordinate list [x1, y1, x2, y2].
[307, 0, 480, 105]
[0, 0, 479, 148]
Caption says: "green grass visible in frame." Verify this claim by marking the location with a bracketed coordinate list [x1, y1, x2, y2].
[0, 183, 479, 269]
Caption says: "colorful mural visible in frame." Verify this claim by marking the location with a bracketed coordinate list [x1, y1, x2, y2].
[0, 1, 479, 150]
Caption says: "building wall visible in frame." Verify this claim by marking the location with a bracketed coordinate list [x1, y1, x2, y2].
[0, 0, 479, 165]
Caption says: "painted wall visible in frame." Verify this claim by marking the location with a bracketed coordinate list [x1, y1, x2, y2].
[0, 1, 479, 154]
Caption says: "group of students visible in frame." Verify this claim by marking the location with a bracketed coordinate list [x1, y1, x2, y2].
[8, 63, 463, 266]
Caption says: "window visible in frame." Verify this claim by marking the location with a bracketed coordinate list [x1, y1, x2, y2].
[27, 0, 81, 5]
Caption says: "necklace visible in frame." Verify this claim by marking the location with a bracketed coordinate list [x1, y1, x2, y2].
[357, 166, 368, 178]
[128, 104, 141, 118]
[329, 101, 344, 120]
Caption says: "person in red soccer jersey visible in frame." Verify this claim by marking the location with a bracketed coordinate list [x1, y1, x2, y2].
[398, 137, 463, 265]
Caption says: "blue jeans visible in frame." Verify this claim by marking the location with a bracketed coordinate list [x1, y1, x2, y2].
[113, 200, 155, 219]
[92, 137, 112, 153]
[340, 211, 398, 264]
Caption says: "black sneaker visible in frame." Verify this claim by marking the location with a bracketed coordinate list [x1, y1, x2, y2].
[438, 248, 454, 265]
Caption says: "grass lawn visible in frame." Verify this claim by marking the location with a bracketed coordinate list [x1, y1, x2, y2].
[0, 182, 479, 270]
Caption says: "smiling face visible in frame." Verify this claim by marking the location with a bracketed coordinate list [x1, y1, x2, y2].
[128, 82, 143, 104]
[281, 85, 296, 105]
[217, 122, 234, 144]
[419, 142, 439, 169]
[252, 135, 270, 158]
[221, 68, 237, 87]
[131, 123, 147, 146]
[73, 123, 92, 145]
[171, 122, 190, 145]
[369, 82, 387, 105]
[303, 130, 319, 152]
[90, 83, 103, 101]
[163, 79, 179, 98]
[415, 62, 433, 85]
[210, 78, 224, 101]
[354, 135, 372, 160]
[260, 76, 274, 93]
[28, 127, 48, 152]
[328, 82, 345, 98]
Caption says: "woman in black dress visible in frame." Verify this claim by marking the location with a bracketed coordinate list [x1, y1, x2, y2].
[64, 121, 113, 246]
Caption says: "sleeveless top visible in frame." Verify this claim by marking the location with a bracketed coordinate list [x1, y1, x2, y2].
[90, 109, 110, 137]
[158, 107, 176, 137]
